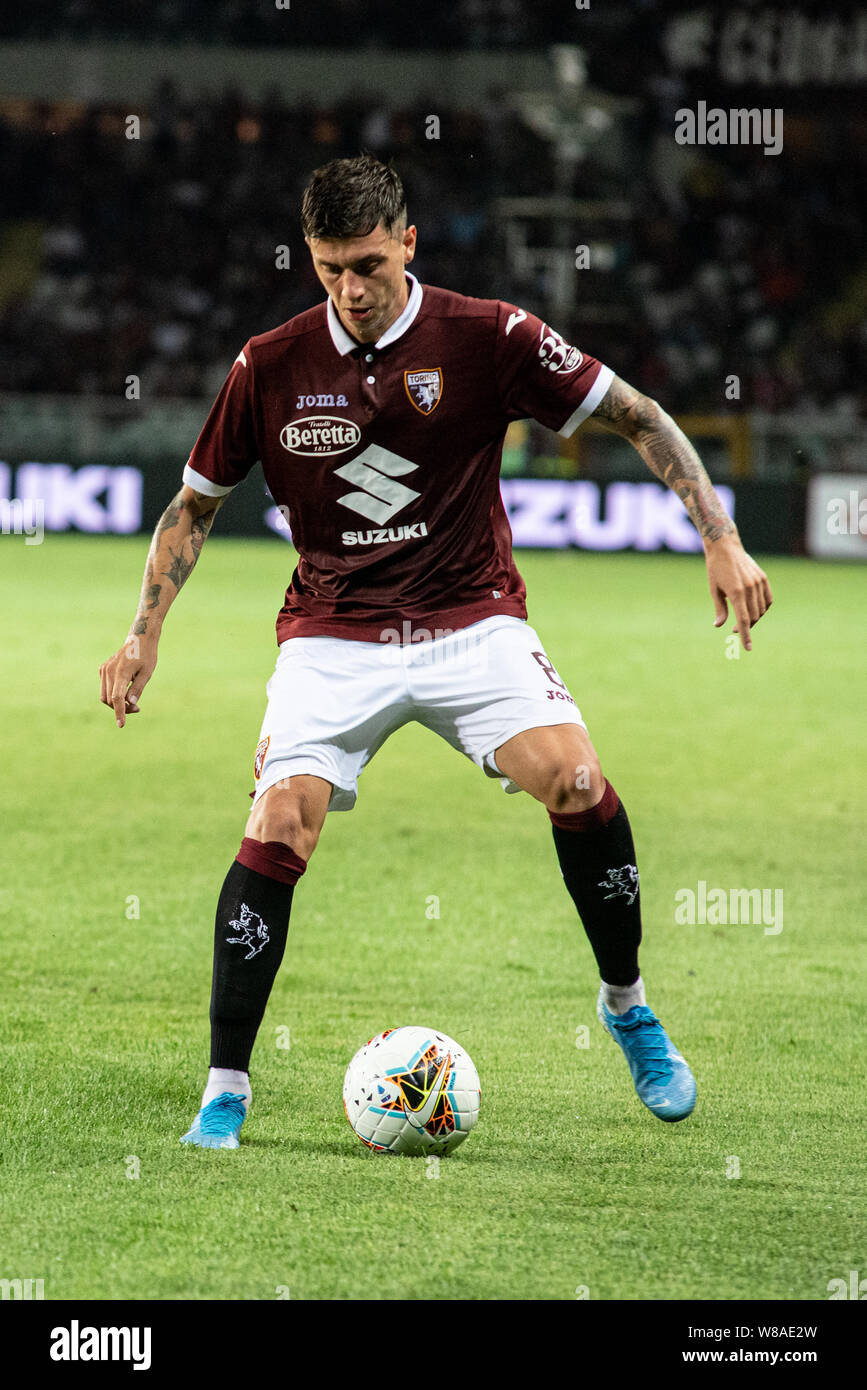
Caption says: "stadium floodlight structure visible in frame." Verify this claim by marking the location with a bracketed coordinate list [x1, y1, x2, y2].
[497, 44, 638, 335]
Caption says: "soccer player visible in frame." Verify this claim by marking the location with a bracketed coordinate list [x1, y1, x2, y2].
[99, 155, 772, 1147]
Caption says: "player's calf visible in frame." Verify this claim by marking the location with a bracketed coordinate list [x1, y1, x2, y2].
[548, 778, 642, 987]
[544, 777, 697, 1120]
[183, 781, 329, 1148]
[208, 838, 305, 1070]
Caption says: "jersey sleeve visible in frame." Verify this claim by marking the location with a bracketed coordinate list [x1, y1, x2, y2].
[493, 302, 614, 436]
[183, 344, 258, 496]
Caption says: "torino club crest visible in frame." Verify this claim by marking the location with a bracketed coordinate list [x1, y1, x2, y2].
[404, 368, 443, 414]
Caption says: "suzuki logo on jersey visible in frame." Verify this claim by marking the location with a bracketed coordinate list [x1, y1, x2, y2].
[342, 522, 429, 546]
[539, 324, 583, 375]
[335, 444, 422, 526]
[280, 416, 361, 456]
[404, 368, 443, 415]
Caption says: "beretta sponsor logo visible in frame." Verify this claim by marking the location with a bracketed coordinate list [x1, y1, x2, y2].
[280, 416, 361, 456]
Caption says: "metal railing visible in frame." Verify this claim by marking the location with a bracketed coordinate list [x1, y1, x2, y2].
[1, 393, 863, 482]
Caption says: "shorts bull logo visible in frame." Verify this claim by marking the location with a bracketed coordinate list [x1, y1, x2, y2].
[404, 368, 443, 415]
[254, 735, 270, 780]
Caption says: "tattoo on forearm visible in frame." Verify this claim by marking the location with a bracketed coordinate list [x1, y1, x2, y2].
[592, 380, 736, 542]
[162, 508, 217, 590]
[154, 499, 183, 544]
[131, 492, 218, 632]
[590, 376, 639, 427]
[163, 545, 194, 591]
[190, 509, 216, 559]
[637, 417, 736, 540]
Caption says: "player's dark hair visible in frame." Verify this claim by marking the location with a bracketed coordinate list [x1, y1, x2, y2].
[301, 154, 407, 241]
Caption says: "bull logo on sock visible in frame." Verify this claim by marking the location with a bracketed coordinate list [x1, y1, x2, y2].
[227, 902, 270, 960]
[598, 865, 639, 906]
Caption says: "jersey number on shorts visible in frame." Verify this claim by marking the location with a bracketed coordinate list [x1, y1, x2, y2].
[532, 650, 566, 690]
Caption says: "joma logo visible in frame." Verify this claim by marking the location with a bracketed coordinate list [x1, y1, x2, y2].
[281, 416, 361, 456]
[294, 393, 348, 409]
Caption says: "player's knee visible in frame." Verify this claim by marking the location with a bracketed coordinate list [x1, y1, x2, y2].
[544, 754, 604, 813]
[246, 789, 323, 860]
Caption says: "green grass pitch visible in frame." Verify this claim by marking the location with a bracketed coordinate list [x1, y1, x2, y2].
[1, 534, 863, 1301]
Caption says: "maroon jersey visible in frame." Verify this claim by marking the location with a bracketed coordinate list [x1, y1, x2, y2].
[184, 273, 613, 642]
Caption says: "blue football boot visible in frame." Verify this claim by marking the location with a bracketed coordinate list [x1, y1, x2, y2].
[597, 990, 696, 1122]
[180, 1091, 248, 1149]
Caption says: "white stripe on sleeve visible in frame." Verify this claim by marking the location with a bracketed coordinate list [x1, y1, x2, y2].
[557, 364, 615, 438]
[182, 463, 236, 497]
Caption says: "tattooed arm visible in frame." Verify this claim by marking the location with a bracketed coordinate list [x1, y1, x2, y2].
[99, 485, 224, 726]
[591, 376, 772, 648]
[130, 486, 222, 637]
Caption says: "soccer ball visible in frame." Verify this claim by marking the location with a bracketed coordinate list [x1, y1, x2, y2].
[343, 1026, 481, 1156]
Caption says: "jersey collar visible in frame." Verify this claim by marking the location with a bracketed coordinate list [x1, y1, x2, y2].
[326, 272, 423, 356]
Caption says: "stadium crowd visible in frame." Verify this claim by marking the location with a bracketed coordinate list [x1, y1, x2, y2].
[3, 1, 566, 50]
[0, 16, 864, 415]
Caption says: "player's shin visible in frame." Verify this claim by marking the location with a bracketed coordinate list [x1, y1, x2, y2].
[208, 837, 307, 1082]
[549, 780, 644, 1010]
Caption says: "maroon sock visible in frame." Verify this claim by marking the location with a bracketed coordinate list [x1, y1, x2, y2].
[235, 837, 307, 884]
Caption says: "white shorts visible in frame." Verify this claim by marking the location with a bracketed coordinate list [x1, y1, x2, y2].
[251, 615, 586, 811]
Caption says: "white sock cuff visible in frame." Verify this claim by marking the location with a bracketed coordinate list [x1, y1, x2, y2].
[208, 1067, 250, 1089]
[601, 976, 646, 1013]
[202, 1067, 252, 1111]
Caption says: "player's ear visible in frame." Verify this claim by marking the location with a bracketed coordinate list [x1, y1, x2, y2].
[402, 225, 417, 264]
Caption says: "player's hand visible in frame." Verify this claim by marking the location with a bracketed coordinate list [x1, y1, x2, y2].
[704, 535, 772, 652]
[99, 632, 159, 728]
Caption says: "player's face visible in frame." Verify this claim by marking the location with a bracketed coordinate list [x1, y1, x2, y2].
[306, 221, 417, 343]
